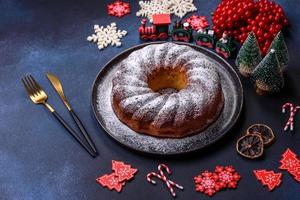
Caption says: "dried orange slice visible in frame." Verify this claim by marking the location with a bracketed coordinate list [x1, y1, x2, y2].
[236, 134, 264, 159]
[247, 124, 275, 146]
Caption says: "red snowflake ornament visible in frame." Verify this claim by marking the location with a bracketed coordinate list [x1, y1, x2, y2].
[96, 173, 125, 192]
[194, 171, 222, 196]
[215, 166, 241, 189]
[254, 170, 282, 191]
[112, 160, 138, 182]
[185, 15, 209, 31]
[107, 0, 130, 17]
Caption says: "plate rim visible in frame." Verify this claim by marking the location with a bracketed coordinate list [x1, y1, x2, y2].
[91, 41, 244, 155]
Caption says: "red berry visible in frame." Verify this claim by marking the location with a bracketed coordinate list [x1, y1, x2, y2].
[274, 15, 280, 21]
[245, 11, 251, 17]
[262, 46, 268, 54]
[264, 40, 271, 48]
[240, 27, 247, 33]
[257, 29, 263, 37]
[263, 32, 269, 39]
[275, 24, 282, 31]
[252, 26, 258, 32]
[258, 21, 264, 27]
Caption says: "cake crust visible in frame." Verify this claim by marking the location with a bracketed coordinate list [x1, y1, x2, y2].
[111, 43, 224, 138]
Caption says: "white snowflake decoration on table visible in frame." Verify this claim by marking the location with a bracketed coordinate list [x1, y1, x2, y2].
[169, 0, 197, 18]
[136, 0, 197, 22]
[87, 22, 127, 50]
[136, 0, 171, 22]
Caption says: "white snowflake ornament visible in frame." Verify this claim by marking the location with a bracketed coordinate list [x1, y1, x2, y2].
[169, 0, 197, 18]
[136, 0, 171, 22]
[87, 22, 127, 50]
[136, 0, 197, 21]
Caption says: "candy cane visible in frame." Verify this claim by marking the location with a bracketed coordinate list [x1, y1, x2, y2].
[147, 164, 183, 197]
[282, 103, 300, 131]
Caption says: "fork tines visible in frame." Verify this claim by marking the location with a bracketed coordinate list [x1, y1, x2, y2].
[22, 74, 42, 96]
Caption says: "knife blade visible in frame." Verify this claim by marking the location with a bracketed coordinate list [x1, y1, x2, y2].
[46, 72, 72, 111]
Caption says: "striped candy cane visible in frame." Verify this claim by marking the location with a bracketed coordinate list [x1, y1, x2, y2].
[147, 164, 183, 197]
[282, 103, 300, 131]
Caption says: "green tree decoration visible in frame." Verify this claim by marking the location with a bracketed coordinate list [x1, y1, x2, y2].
[235, 32, 262, 77]
[252, 49, 284, 95]
[268, 31, 289, 71]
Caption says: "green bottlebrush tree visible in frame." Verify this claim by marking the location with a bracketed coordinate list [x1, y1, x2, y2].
[236, 32, 262, 77]
[268, 31, 289, 71]
[252, 49, 284, 95]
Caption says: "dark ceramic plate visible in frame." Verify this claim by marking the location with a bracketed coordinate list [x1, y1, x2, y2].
[91, 42, 243, 155]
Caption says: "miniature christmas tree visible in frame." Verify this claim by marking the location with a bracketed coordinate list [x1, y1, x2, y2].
[252, 49, 284, 95]
[235, 32, 262, 77]
[268, 31, 289, 71]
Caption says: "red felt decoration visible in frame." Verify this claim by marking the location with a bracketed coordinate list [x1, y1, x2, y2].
[290, 169, 300, 182]
[96, 160, 138, 192]
[112, 160, 138, 182]
[185, 15, 209, 31]
[194, 171, 222, 196]
[279, 148, 300, 183]
[215, 166, 241, 189]
[107, 0, 130, 17]
[194, 166, 241, 197]
[96, 173, 125, 192]
[279, 148, 300, 171]
[254, 170, 282, 191]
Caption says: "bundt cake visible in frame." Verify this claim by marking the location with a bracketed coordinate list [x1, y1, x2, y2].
[111, 43, 224, 138]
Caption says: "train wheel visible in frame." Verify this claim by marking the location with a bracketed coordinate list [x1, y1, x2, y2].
[223, 52, 230, 59]
[159, 33, 168, 40]
[150, 34, 158, 40]
[141, 35, 149, 40]
[196, 41, 202, 46]
[183, 38, 189, 42]
[172, 35, 178, 41]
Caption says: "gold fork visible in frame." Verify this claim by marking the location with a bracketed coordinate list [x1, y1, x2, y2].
[21, 74, 96, 157]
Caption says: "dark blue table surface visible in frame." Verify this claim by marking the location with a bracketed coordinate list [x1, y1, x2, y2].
[1, 0, 300, 199]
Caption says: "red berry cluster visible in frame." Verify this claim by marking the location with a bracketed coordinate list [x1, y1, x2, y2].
[212, 0, 288, 55]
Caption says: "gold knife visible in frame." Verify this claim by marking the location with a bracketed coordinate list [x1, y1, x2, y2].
[46, 72, 98, 154]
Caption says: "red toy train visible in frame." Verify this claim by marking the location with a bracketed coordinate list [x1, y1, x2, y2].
[138, 14, 170, 41]
[138, 14, 236, 59]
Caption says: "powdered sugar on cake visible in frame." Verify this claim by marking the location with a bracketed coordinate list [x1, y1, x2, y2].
[111, 42, 223, 135]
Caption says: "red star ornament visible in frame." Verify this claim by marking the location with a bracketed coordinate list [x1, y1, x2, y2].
[112, 160, 138, 182]
[96, 173, 125, 192]
[107, 0, 130, 17]
[194, 171, 222, 196]
[215, 165, 241, 189]
[254, 170, 282, 191]
[279, 148, 300, 172]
